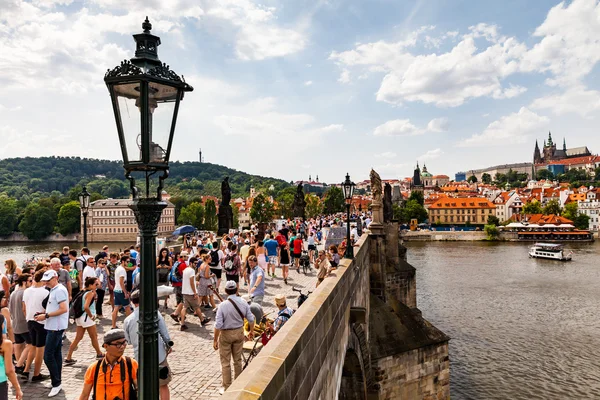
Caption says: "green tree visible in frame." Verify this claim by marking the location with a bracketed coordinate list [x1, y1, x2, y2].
[487, 215, 500, 226]
[0, 196, 18, 236]
[392, 204, 402, 221]
[484, 224, 499, 240]
[594, 167, 600, 181]
[573, 214, 590, 230]
[468, 175, 478, 183]
[232, 205, 239, 228]
[323, 186, 345, 214]
[57, 201, 81, 235]
[481, 173, 491, 184]
[305, 194, 322, 219]
[275, 187, 296, 219]
[542, 199, 561, 215]
[18, 203, 56, 240]
[204, 199, 218, 231]
[401, 200, 428, 223]
[562, 202, 579, 221]
[250, 194, 274, 223]
[177, 202, 205, 228]
[523, 200, 543, 214]
[536, 169, 554, 181]
[408, 191, 424, 206]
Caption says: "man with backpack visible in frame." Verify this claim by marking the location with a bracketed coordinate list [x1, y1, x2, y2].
[209, 242, 224, 292]
[168, 252, 187, 323]
[222, 245, 241, 287]
[78, 328, 138, 400]
[68, 250, 85, 300]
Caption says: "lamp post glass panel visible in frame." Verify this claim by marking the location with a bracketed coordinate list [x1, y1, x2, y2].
[78, 186, 90, 247]
[342, 173, 355, 259]
[104, 17, 193, 400]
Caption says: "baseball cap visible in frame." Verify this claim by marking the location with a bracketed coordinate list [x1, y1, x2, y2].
[225, 280, 237, 290]
[41, 270, 58, 282]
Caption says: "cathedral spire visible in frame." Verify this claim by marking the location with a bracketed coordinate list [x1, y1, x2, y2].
[547, 131, 553, 146]
[563, 137, 566, 151]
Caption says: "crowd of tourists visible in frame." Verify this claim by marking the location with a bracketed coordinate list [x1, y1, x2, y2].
[0, 213, 369, 399]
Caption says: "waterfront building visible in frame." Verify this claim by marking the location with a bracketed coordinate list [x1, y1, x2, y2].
[566, 188, 600, 231]
[493, 191, 524, 222]
[84, 198, 176, 242]
[428, 197, 496, 226]
[504, 213, 593, 241]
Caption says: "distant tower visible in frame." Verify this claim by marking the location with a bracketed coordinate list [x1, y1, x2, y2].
[533, 140, 542, 164]
[543, 131, 556, 162]
[316, 175, 319, 183]
[199, 148, 203, 163]
[250, 186, 256, 198]
[309, 174, 312, 182]
[563, 137, 566, 152]
[411, 162, 423, 194]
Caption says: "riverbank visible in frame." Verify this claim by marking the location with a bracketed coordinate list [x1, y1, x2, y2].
[0, 233, 78, 242]
[401, 230, 596, 241]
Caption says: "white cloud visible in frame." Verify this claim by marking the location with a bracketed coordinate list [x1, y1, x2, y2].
[458, 107, 550, 147]
[373, 117, 448, 136]
[426, 117, 449, 132]
[418, 148, 443, 161]
[373, 162, 407, 176]
[235, 24, 306, 61]
[338, 69, 351, 84]
[531, 86, 600, 117]
[375, 151, 397, 159]
[304, 80, 313, 86]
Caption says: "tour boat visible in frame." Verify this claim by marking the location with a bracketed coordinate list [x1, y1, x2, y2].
[528, 243, 572, 261]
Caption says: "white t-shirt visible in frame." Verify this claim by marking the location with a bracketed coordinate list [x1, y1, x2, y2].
[83, 266, 96, 282]
[114, 265, 127, 292]
[22, 286, 48, 323]
[181, 267, 196, 295]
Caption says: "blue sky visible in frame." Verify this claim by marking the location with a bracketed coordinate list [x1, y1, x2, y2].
[1, 0, 599, 184]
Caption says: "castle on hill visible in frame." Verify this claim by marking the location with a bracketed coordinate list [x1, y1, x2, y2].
[533, 131, 591, 164]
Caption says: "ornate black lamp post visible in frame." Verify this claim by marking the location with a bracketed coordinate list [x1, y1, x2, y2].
[342, 173, 355, 259]
[104, 17, 192, 400]
[78, 186, 90, 247]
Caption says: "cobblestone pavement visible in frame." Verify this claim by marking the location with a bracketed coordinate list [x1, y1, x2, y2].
[11, 263, 320, 400]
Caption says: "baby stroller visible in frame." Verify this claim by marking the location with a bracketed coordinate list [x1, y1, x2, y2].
[299, 250, 311, 274]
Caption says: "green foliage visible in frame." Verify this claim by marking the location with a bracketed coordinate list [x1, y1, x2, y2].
[484, 224, 499, 240]
[392, 204, 402, 221]
[562, 202, 578, 221]
[523, 200, 543, 214]
[595, 167, 600, 181]
[487, 215, 500, 226]
[408, 191, 424, 206]
[558, 168, 590, 184]
[468, 175, 477, 183]
[399, 200, 428, 223]
[177, 202, 205, 229]
[323, 187, 345, 214]
[232, 206, 239, 228]
[275, 187, 296, 219]
[0, 196, 18, 236]
[536, 169, 554, 180]
[250, 194, 274, 223]
[204, 199, 218, 231]
[542, 199, 561, 215]
[57, 201, 81, 235]
[573, 214, 590, 230]
[494, 169, 529, 187]
[305, 194, 323, 219]
[481, 173, 491, 184]
[19, 203, 56, 240]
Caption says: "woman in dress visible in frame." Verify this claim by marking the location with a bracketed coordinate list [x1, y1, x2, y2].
[196, 254, 216, 311]
[156, 248, 173, 310]
[280, 242, 291, 285]
[64, 277, 103, 365]
[255, 241, 268, 271]
[3, 260, 20, 293]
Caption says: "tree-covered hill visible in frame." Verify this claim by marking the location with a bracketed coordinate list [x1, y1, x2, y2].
[0, 156, 289, 201]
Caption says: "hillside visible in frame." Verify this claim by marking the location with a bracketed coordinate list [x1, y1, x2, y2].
[0, 156, 290, 201]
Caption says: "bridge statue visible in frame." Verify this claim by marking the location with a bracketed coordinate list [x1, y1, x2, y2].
[369, 169, 384, 233]
[217, 177, 234, 236]
[383, 182, 393, 222]
[292, 183, 306, 220]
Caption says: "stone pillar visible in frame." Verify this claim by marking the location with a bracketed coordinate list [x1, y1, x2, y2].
[369, 200, 384, 235]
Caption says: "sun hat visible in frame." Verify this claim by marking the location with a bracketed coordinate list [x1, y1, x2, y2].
[275, 294, 286, 306]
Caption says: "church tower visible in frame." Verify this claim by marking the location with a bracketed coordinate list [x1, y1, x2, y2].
[543, 131, 556, 161]
[533, 140, 542, 164]
[411, 162, 424, 194]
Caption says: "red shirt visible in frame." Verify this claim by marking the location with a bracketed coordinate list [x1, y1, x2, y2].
[293, 238, 303, 254]
[171, 261, 187, 287]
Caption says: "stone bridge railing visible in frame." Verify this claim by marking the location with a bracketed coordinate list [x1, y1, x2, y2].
[223, 234, 371, 400]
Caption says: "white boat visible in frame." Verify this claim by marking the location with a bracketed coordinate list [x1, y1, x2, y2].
[528, 243, 572, 261]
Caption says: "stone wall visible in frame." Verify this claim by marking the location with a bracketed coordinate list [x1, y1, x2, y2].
[223, 234, 371, 400]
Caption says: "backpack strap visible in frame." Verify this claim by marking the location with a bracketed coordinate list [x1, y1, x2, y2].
[125, 356, 137, 398]
[227, 298, 245, 320]
[91, 359, 102, 400]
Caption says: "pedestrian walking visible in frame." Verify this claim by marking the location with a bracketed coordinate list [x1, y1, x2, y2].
[111, 256, 132, 329]
[214, 281, 254, 394]
[77, 329, 138, 400]
[223, 245, 241, 287]
[94, 259, 109, 318]
[247, 256, 265, 305]
[21, 270, 48, 383]
[279, 242, 291, 285]
[196, 254, 216, 311]
[49, 258, 71, 302]
[34, 270, 69, 397]
[179, 259, 210, 331]
[9, 274, 32, 378]
[168, 251, 187, 323]
[64, 277, 104, 365]
[124, 290, 172, 400]
[4, 259, 21, 293]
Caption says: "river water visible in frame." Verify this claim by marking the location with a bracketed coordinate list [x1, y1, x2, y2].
[407, 241, 600, 400]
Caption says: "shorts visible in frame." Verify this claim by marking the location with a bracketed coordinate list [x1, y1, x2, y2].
[114, 291, 130, 307]
[0, 381, 6, 400]
[174, 286, 183, 305]
[225, 274, 239, 283]
[268, 256, 278, 265]
[293, 253, 301, 259]
[27, 320, 47, 348]
[210, 268, 222, 279]
[14, 332, 31, 345]
[76, 313, 96, 328]
[308, 245, 316, 251]
[183, 294, 200, 310]
[159, 360, 172, 386]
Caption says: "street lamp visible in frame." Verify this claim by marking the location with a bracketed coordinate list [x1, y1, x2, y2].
[104, 17, 192, 400]
[342, 173, 355, 259]
[78, 186, 90, 247]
